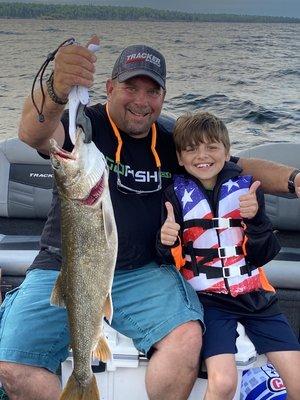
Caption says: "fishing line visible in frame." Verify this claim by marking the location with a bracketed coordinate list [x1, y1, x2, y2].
[31, 37, 75, 122]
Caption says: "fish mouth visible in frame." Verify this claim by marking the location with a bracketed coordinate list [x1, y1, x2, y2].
[49, 140, 76, 163]
[80, 175, 105, 206]
[50, 136, 106, 205]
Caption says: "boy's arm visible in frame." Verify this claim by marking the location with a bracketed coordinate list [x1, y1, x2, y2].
[243, 187, 281, 267]
[237, 157, 300, 197]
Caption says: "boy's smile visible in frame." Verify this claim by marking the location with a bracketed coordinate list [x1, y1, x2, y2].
[177, 141, 230, 189]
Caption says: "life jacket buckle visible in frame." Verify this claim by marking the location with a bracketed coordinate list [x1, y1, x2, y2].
[212, 217, 231, 229]
[223, 265, 241, 278]
[218, 246, 238, 258]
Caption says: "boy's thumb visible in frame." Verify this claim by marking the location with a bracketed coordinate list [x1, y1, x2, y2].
[165, 202, 175, 222]
[249, 180, 261, 194]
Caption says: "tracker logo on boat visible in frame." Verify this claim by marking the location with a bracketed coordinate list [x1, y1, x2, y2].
[30, 173, 53, 178]
[126, 52, 161, 67]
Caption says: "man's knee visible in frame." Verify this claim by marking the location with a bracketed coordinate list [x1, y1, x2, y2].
[0, 361, 57, 393]
[156, 321, 202, 359]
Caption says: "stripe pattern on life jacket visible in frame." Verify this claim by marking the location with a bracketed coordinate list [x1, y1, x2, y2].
[174, 175, 263, 297]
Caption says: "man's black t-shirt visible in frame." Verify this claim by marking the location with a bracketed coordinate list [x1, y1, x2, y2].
[30, 103, 180, 271]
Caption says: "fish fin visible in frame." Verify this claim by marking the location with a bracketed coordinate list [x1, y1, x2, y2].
[104, 293, 113, 323]
[50, 273, 66, 308]
[61, 373, 99, 400]
[93, 334, 112, 362]
[102, 201, 115, 245]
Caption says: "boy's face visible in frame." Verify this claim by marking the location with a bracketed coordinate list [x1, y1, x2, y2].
[177, 141, 230, 189]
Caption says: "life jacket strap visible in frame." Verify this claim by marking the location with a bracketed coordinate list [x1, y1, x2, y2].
[185, 245, 244, 259]
[183, 218, 242, 230]
[184, 262, 257, 279]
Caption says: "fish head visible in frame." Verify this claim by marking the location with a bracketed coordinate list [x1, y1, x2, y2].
[49, 127, 108, 205]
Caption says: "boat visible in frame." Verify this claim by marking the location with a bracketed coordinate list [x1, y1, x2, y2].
[0, 114, 299, 399]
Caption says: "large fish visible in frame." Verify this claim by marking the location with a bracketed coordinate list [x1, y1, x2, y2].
[49, 128, 118, 400]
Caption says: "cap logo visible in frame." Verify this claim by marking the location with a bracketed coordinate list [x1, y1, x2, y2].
[126, 52, 161, 68]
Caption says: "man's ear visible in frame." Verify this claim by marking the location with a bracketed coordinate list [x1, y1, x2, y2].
[176, 151, 183, 166]
[226, 152, 231, 161]
[106, 79, 114, 99]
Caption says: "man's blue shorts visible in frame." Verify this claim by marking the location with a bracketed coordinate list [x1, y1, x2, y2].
[201, 307, 300, 360]
[0, 264, 204, 373]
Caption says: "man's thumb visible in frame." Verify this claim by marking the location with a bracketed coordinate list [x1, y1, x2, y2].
[249, 180, 261, 194]
[165, 202, 175, 222]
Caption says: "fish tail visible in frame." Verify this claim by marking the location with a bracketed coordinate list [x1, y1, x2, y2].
[93, 334, 112, 362]
[60, 373, 99, 400]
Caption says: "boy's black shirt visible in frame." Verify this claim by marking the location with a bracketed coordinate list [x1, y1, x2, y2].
[156, 162, 281, 315]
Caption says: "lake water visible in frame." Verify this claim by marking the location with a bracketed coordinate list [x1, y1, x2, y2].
[0, 19, 299, 150]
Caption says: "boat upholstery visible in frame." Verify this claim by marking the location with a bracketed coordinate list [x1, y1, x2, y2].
[0, 138, 52, 218]
[236, 143, 300, 341]
[236, 143, 300, 231]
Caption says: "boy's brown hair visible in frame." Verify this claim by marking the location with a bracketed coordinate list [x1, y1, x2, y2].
[173, 111, 230, 153]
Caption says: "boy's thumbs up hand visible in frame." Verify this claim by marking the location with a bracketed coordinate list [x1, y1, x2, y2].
[161, 202, 180, 246]
[239, 181, 260, 219]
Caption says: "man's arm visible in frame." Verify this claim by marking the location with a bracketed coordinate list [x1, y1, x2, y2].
[18, 36, 99, 155]
[237, 157, 300, 197]
[18, 90, 66, 155]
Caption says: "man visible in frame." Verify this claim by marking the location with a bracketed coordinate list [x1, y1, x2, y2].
[0, 36, 299, 400]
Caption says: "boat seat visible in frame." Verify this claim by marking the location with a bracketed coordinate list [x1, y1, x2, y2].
[236, 143, 300, 338]
[236, 143, 300, 290]
[0, 138, 52, 294]
[236, 143, 300, 230]
[0, 137, 52, 219]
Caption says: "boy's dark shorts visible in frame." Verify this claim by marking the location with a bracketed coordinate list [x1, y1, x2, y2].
[202, 307, 300, 360]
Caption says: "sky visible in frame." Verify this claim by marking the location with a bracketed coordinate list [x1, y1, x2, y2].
[4, 0, 300, 18]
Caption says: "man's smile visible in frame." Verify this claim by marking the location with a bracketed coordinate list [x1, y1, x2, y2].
[128, 108, 150, 117]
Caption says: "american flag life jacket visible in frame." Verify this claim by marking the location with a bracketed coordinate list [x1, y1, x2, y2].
[174, 175, 264, 297]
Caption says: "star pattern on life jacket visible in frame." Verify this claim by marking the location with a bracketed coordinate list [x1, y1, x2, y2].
[221, 176, 252, 197]
[181, 188, 195, 208]
[223, 178, 240, 193]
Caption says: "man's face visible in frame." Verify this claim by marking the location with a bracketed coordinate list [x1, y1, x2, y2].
[106, 76, 165, 138]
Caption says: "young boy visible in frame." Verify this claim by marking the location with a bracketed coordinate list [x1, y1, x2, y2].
[156, 111, 300, 400]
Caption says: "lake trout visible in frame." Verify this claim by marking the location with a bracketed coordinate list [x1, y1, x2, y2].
[49, 128, 118, 400]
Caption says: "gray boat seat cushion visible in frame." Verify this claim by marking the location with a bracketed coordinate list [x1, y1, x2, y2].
[0, 138, 53, 218]
[235, 143, 300, 231]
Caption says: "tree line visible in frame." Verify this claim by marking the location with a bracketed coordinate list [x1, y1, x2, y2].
[0, 2, 299, 23]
